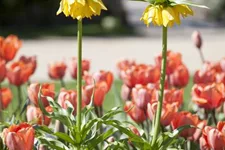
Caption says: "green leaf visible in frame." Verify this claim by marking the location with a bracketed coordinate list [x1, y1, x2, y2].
[54, 132, 76, 145]
[37, 137, 70, 150]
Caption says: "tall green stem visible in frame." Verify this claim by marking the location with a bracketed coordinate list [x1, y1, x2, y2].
[76, 20, 83, 132]
[151, 26, 167, 146]
[0, 83, 3, 122]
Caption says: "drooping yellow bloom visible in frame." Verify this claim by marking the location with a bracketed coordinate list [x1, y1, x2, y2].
[141, 4, 193, 27]
[57, 0, 107, 20]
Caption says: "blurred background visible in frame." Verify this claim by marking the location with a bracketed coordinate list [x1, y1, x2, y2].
[0, 0, 225, 81]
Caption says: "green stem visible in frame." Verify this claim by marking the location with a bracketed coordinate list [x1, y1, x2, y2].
[151, 26, 167, 146]
[199, 48, 205, 64]
[60, 79, 66, 88]
[0, 83, 3, 122]
[211, 109, 217, 125]
[76, 19, 83, 133]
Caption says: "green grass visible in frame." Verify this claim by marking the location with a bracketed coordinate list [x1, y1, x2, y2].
[2, 79, 193, 121]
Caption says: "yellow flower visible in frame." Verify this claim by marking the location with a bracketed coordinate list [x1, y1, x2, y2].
[57, 0, 107, 20]
[141, 4, 193, 27]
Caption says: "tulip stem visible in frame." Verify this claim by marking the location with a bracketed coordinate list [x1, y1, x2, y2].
[151, 26, 167, 146]
[0, 83, 3, 122]
[199, 49, 205, 64]
[76, 19, 83, 134]
[211, 109, 217, 125]
[60, 79, 66, 88]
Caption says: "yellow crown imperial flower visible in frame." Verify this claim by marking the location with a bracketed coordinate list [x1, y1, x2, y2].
[57, 0, 107, 20]
[140, 4, 193, 27]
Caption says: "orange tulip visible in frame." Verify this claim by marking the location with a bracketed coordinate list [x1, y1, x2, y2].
[7, 61, 32, 86]
[48, 61, 67, 80]
[132, 84, 157, 110]
[0, 35, 22, 62]
[124, 101, 146, 123]
[26, 105, 52, 126]
[58, 89, 77, 114]
[28, 83, 55, 107]
[189, 120, 207, 142]
[169, 64, 189, 88]
[0, 58, 6, 82]
[129, 126, 140, 136]
[3, 123, 34, 150]
[84, 70, 114, 92]
[117, 59, 136, 77]
[0, 87, 12, 109]
[83, 82, 108, 106]
[200, 123, 225, 150]
[155, 50, 182, 75]
[171, 111, 199, 138]
[192, 83, 225, 110]
[19, 55, 37, 75]
[120, 64, 160, 88]
[147, 101, 178, 126]
[69, 57, 90, 79]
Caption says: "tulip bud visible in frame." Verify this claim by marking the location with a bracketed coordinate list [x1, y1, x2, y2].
[192, 31, 202, 49]
[0, 87, 12, 109]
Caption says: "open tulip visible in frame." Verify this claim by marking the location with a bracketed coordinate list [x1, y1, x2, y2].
[0, 87, 12, 109]
[0, 35, 22, 62]
[69, 57, 90, 79]
[147, 101, 178, 126]
[117, 59, 136, 76]
[192, 83, 225, 110]
[48, 61, 67, 80]
[26, 105, 52, 126]
[3, 123, 34, 150]
[58, 89, 78, 114]
[171, 111, 200, 138]
[124, 101, 146, 123]
[169, 64, 189, 88]
[83, 82, 108, 106]
[7, 61, 33, 86]
[28, 83, 55, 107]
[0, 58, 6, 82]
[19, 55, 37, 75]
[155, 50, 182, 75]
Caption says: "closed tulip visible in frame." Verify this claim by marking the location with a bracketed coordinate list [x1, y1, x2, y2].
[48, 61, 67, 80]
[129, 126, 140, 136]
[0, 35, 22, 62]
[28, 83, 55, 107]
[69, 57, 90, 79]
[171, 111, 199, 138]
[155, 50, 182, 75]
[121, 84, 132, 101]
[200, 123, 225, 150]
[7, 61, 32, 86]
[58, 89, 77, 113]
[169, 64, 189, 88]
[0, 58, 6, 82]
[83, 82, 108, 106]
[192, 31, 202, 49]
[192, 83, 225, 110]
[124, 101, 146, 123]
[3, 123, 34, 150]
[0, 87, 12, 109]
[147, 102, 178, 126]
[19, 55, 37, 75]
[26, 105, 52, 126]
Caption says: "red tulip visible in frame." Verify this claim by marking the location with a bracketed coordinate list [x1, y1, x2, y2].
[58, 89, 78, 114]
[0, 87, 12, 109]
[3, 123, 34, 150]
[0, 35, 22, 62]
[132, 84, 156, 110]
[83, 82, 108, 106]
[189, 120, 207, 142]
[120, 64, 160, 88]
[0, 58, 6, 82]
[28, 83, 55, 107]
[147, 102, 178, 126]
[48, 61, 67, 80]
[69, 57, 90, 79]
[121, 84, 132, 101]
[192, 83, 225, 110]
[19, 55, 37, 75]
[117, 59, 136, 77]
[7, 61, 33, 86]
[171, 111, 199, 138]
[84, 70, 114, 92]
[155, 50, 182, 75]
[124, 101, 146, 123]
[129, 126, 140, 136]
[192, 31, 202, 49]
[169, 64, 189, 88]
[26, 105, 52, 126]
[200, 124, 225, 150]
